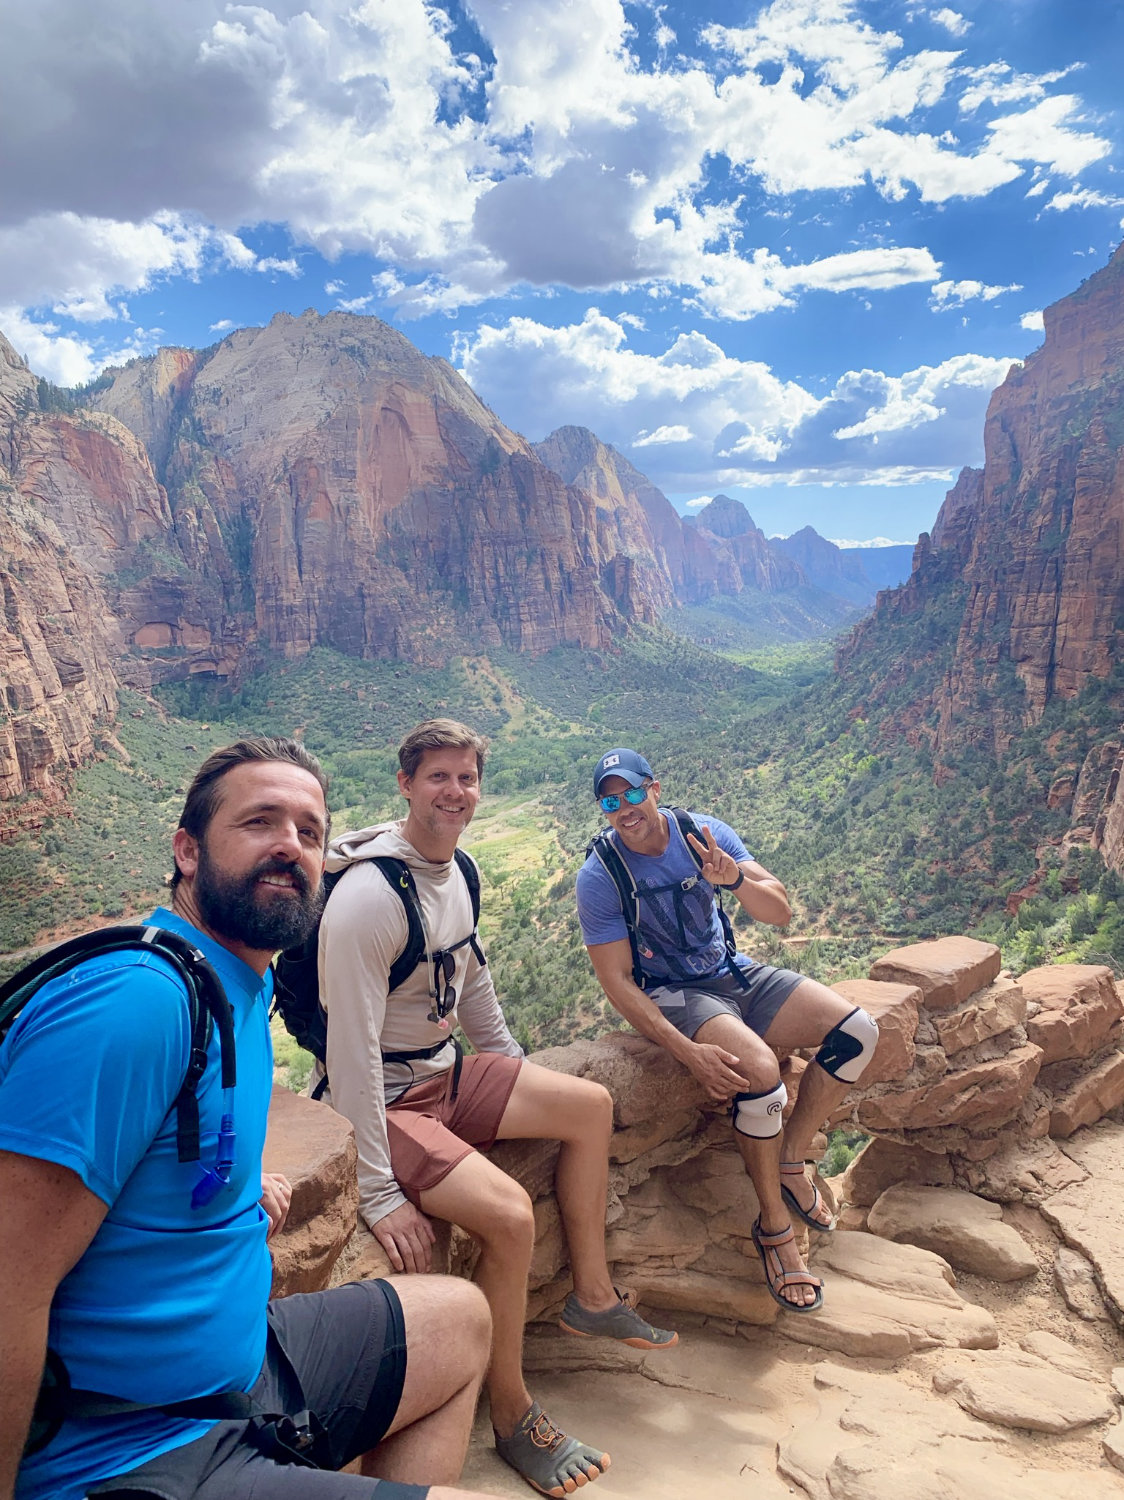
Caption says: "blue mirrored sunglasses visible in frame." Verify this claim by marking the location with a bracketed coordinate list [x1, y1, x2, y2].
[599, 786, 649, 814]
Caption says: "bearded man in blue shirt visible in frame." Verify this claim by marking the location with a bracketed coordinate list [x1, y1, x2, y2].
[576, 749, 879, 1315]
[0, 737, 496, 1500]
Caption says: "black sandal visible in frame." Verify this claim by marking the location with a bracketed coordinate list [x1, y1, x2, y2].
[752, 1217, 824, 1313]
[780, 1160, 835, 1233]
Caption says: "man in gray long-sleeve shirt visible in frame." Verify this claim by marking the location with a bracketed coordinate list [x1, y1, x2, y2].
[318, 720, 678, 1499]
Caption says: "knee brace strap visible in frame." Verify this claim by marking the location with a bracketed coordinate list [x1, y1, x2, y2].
[731, 1080, 787, 1139]
[815, 1006, 878, 1084]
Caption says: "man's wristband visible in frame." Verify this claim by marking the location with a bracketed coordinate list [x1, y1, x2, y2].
[723, 869, 745, 891]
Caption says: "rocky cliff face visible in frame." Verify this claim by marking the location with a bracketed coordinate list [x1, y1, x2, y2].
[82, 312, 673, 669]
[2, 314, 694, 814]
[533, 431, 821, 604]
[533, 425, 737, 604]
[692, 493, 806, 592]
[842, 245, 1124, 748]
[0, 334, 124, 812]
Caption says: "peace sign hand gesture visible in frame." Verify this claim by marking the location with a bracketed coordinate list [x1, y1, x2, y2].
[686, 823, 741, 889]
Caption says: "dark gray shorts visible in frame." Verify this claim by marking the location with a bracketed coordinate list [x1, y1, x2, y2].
[645, 961, 804, 1040]
[89, 1280, 427, 1500]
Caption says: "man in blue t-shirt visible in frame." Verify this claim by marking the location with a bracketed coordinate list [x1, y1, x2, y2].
[0, 738, 496, 1500]
[576, 748, 879, 1315]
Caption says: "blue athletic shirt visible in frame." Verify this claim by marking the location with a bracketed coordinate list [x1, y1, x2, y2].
[1, 908, 275, 1500]
[575, 811, 751, 985]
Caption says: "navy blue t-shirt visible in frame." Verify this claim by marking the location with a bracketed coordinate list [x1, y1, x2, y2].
[576, 810, 750, 984]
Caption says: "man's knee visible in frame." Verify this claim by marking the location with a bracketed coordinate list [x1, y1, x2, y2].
[813, 1006, 878, 1084]
[477, 1177, 535, 1249]
[711, 1026, 780, 1093]
[561, 1077, 613, 1138]
[391, 1273, 491, 1359]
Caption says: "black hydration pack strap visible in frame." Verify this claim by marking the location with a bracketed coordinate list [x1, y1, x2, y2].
[0, 925, 235, 1165]
[27, 1351, 328, 1469]
[383, 1035, 465, 1103]
[372, 850, 486, 994]
[587, 810, 750, 993]
[280, 849, 485, 1099]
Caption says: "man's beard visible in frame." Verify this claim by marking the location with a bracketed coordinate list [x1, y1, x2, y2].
[195, 843, 324, 952]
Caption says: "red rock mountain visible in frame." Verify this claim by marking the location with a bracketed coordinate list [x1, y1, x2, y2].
[533, 429, 818, 602]
[839, 242, 1124, 868]
[0, 313, 685, 809]
[844, 243, 1124, 730]
[0, 337, 136, 805]
[85, 311, 678, 668]
[0, 311, 872, 817]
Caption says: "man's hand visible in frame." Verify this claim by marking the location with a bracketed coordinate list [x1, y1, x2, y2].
[259, 1173, 292, 1239]
[686, 824, 741, 888]
[686, 1041, 750, 1102]
[373, 1201, 436, 1274]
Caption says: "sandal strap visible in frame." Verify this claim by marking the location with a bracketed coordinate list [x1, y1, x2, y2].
[780, 1160, 811, 1174]
[771, 1267, 823, 1290]
[755, 1222, 796, 1248]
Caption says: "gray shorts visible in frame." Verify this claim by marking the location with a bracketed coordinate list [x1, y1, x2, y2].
[645, 961, 804, 1040]
[88, 1280, 426, 1500]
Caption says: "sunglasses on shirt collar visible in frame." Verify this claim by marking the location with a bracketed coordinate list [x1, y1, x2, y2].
[428, 950, 456, 1029]
[598, 786, 649, 814]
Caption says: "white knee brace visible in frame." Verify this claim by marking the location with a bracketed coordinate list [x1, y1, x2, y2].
[731, 1079, 787, 1139]
[814, 1006, 878, 1084]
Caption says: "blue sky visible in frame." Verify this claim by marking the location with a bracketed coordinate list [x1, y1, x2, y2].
[2, 0, 1122, 543]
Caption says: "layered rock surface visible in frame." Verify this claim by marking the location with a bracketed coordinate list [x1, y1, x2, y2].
[269, 935, 1124, 1496]
[0, 335, 124, 809]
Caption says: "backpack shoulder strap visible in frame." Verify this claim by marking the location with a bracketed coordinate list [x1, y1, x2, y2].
[666, 810, 751, 991]
[369, 857, 428, 994]
[0, 925, 234, 1164]
[586, 829, 645, 988]
[452, 846, 487, 967]
[667, 807, 705, 872]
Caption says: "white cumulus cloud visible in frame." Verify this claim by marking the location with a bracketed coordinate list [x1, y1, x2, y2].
[931, 9, 969, 38]
[1043, 185, 1124, 213]
[456, 307, 1014, 489]
[0, 0, 1112, 353]
[930, 278, 1021, 309]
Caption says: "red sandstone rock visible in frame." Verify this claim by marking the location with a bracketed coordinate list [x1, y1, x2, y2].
[842, 1137, 953, 1208]
[1048, 1049, 1124, 1137]
[263, 1085, 359, 1296]
[930, 975, 1026, 1055]
[857, 1043, 1043, 1132]
[869, 938, 1001, 1011]
[837, 243, 1124, 779]
[832, 978, 920, 1084]
[0, 335, 124, 808]
[1021, 963, 1123, 1064]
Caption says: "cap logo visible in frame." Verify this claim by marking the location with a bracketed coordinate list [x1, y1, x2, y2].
[602, 753, 621, 768]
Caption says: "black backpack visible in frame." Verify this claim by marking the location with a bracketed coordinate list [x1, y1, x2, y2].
[0, 924, 236, 1167]
[586, 807, 749, 993]
[272, 849, 486, 1097]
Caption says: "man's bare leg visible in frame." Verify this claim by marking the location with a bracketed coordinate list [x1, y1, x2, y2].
[418, 1149, 538, 1437]
[419, 1151, 609, 1494]
[494, 1062, 617, 1312]
[765, 979, 864, 1219]
[359, 1275, 491, 1486]
[692, 1013, 819, 1308]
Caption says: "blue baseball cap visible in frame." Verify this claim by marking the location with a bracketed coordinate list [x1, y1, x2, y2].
[593, 748, 654, 796]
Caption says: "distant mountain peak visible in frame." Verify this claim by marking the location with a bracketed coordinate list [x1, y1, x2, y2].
[693, 493, 755, 539]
